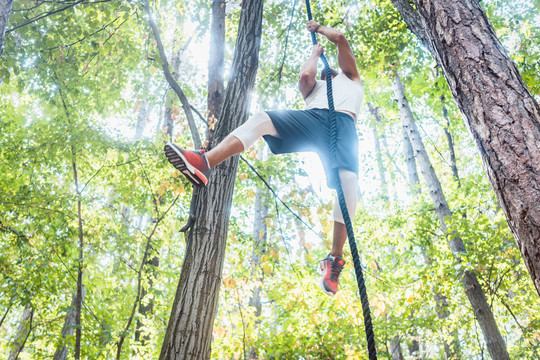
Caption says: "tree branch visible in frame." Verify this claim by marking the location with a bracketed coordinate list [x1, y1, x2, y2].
[115, 195, 179, 359]
[144, 2, 202, 149]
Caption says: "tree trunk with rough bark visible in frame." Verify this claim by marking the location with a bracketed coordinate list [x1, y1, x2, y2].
[413, 0, 540, 298]
[7, 304, 33, 360]
[53, 287, 86, 360]
[394, 72, 510, 360]
[0, 0, 13, 55]
[158, 1, 264, 358]
[392, 0, 540, 298]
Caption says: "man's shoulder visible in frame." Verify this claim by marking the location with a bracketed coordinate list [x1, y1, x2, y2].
[337, 72, 362, 85]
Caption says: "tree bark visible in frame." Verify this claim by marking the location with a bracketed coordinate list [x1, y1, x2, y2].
[393, 72, 510, 360]
[412, 0, 540, 298]
[53, 287, 87, 360]
[0, 0, 13, 55]
[158, 0, 264, 358]
[7, 304, 33, 360]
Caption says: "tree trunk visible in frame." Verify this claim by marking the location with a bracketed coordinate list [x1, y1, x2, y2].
[412, 0, 540, 298]
[248, 147, 268, 359]
[400, 117, 421, 195]
[433, 293, 461, 359]
[368, 103, 389, 198]
[407, 331, 420, 358]
[134, 251, 159, 345]
[7, 304, 33, 360]
[250, 148, 268, 319]
[206, 0, 226, 145]
[0, 0, 13, 55]
[440, 95, 460, 185]
[393, 72, 510, 360]
[53, 287, 86, 360]
[389, 336, 405, 360]
[135, 98, 150, 140]
[158, 1, 264, 358]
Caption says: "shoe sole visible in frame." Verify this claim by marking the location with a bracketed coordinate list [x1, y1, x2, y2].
[319, 262, 336, 297]
[164, 143, 208, 187]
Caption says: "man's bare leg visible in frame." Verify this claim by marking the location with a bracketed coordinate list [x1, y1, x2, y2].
[331, 221, 347, 258]
[205, 111, 278, 169]
[205, 135, 244, 168]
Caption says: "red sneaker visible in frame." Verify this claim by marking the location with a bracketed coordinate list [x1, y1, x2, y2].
[164, 143, 212, 187]
[320, 254, 346, 296]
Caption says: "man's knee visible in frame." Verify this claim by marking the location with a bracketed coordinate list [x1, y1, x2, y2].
[249, 111, 271, 125]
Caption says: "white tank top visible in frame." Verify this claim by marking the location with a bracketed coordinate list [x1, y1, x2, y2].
[303, 73, 364, 117]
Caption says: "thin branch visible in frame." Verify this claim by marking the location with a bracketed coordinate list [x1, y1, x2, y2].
[276, 0, 298, 93]
[240, 156, 320, 240]
[82, 12, 133, 77]
[234, 288, 247, 360]
[0, 303, 12, 328]
[144, 2, 202, 149]
[115, 195, 179, 359]
[190, 104, 209, 126]
[7, 0, 93, 34]
[44, 14, 122, 51]
[413, 112, 453, 169]
[53, 70, 84, 360]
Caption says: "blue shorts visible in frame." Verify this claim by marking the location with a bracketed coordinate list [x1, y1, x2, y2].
[263, 108, 359, 189]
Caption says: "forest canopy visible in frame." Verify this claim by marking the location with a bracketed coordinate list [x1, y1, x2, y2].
[1, 0, 539, 359]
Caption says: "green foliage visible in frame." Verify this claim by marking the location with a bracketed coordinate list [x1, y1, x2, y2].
[1, 0, 539, 358]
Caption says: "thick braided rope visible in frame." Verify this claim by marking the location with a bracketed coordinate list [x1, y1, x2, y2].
[305, 2, 377, 359]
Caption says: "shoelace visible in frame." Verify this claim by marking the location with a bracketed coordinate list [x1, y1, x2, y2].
[329, 260, 344, 281]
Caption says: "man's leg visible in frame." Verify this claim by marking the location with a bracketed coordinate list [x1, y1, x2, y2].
[320, 169, 358, 296]
[330, 169, 359, 257]
[206, 111, 279, 167]
[165, 111, 279, 186]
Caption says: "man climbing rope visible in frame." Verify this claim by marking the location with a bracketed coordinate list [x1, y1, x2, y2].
[165, 20, 363, 296]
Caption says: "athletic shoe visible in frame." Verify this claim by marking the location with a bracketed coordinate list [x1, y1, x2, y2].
[320, 254, 346, 296]
[164, 142, 212, 187]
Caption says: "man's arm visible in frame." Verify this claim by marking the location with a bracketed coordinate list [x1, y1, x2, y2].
[298, 44, 324, 98]
[306, 20, 361, 83]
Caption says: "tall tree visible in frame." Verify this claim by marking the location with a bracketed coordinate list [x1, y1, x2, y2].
[158, 0, 264, 358]
[393, 0, 540, 297]
[394, 72, 510, 360]
[7, 304, 33, 360]
[368, 103, 390, 199]
[53, 287, 86, 360]
[206, 0, 226, 144]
